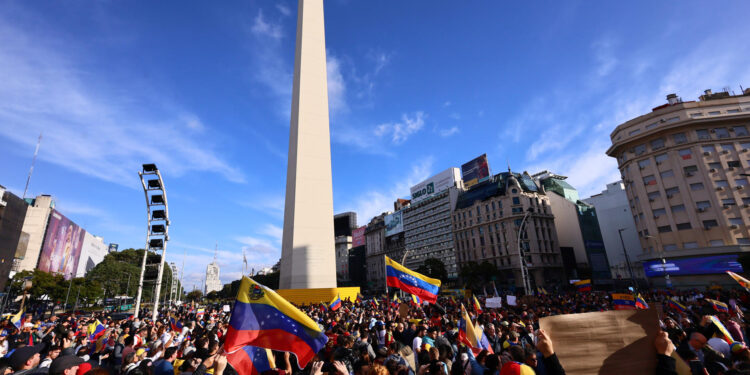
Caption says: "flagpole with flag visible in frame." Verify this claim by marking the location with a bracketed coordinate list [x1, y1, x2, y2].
[384, 256, 441, 304]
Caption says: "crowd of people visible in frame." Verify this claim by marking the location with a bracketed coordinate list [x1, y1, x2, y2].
[0, 287, 749, 375]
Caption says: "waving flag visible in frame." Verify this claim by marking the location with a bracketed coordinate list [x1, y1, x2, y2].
[708, 315, 736, 345]
[611, 294, 636, 310]
[727, 271, 750, 292]
[88, 320, 106, 341]
[492, 281, 499, 297]
[635, 294, 649, 310]
[706, 298, 729, 313]
[668, 298, 686, 313]
[170, 314, 184, 332]
[355, 293, 363, 304]
[574, 279, 592, 292]
[227, 345, 276, 375]
[458, 304, 493, 355]
[472, 295, 482, 314]
[224, 277, 328, 368]
[385, 256, 441, 303]
[329, 294, 341, 311]
[11, 309, 24, 330]
[196, 308, 206, 317]
[411, 294, 422, 305]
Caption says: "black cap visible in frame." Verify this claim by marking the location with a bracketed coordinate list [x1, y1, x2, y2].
[9, 344, 44, 370]
[49, 355, 84, 375]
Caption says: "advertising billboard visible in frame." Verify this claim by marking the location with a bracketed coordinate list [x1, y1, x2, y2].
[385, 211, 404, 237]
[76, 233, 108, 277]
[37, 210, 86, 279]
[410, 168, 460, 204]
[108, 243, 119, 253]
[352, 226, 366, 248]
[642, 255, 742, 277]
[461, 154, 490, 189]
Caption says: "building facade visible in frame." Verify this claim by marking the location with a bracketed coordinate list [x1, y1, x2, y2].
[533, 171, 613, 285]
[606, 89, 750, 287]
[453, 172, 565, 289]
[335, 235, 352, 282]
[0, 186, 28, 289]
[205, 260, 221, 294]
[583, 181, 646, 284]
[365, 213, 406, 293]
[14, 195, 55, 273]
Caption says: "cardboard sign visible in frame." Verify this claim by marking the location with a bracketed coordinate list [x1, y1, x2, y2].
[539, 309, 660, 375]
[399, 303, 411, 319]
[486, 297, 503, 308]
[223, 305, 231, 312]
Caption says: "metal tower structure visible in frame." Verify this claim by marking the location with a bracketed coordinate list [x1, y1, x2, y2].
[134, 164, 170, 320]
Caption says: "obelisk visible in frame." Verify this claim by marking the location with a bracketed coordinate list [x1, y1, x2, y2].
[279, 0, 337, 289]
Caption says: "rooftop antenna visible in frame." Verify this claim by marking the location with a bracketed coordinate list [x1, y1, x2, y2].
[213, 242, 218, 262]
[23, 133, 42, 199]
[242, 248, 247, 276]
[507, 160, 512, 173]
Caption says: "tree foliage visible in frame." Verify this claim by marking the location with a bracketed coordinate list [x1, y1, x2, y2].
[416, 258, 448, 282]
[186, 290, 203, 302]
[85, 248, 180, 302]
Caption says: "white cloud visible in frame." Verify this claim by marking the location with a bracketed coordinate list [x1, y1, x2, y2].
[449, 112, 461, 120]
[443, 101, 452, 107]
[374, 111, 426, 144]
[592, 37, 618, 77]
[0, 19, 245, 187]
[239, 194, 285, 219]
[250, 10, 283, 40]
[327, 52, 347, 114]
[259, 224, 283, 243]
[439, 126, 460, 137]
[275, 4, 291, 17]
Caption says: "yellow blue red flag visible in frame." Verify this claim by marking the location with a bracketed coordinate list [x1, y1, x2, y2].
[385, 256, 441, 303]
[727, 271, 750, 292]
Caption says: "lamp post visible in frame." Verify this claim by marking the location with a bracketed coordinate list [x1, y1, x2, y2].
[645, 235, 670, 288]
[516, 209, 533, 295]
[64, 273, 72, 312]
[617, 228, 637, 290]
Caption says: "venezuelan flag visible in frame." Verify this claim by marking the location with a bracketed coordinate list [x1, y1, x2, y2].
[705, 298, 729, 313]
[385, 256, 441, 303]
[392, 294, 401, 304]
[88, 320, 106, 341]
[224, 277, 328, 368]
[668, 298, 686, 313]
[727, 271, 750, 292]
[196, 308, 206, 317]
[472, 295, 482, 314]
[574, 279, 592, 292]
[635, 294, 649, 310]
[170, 314, 184, 332]
[227, 345, 276, 375]
[329, 294, 341, 311]
[11, 309, 24, 330]
[611, 294, 636, 310]
[411, 294, 422, 305]
[457, 304, 493, 355]
[355, 293, 363, 304]
[708, 315, 736, 345]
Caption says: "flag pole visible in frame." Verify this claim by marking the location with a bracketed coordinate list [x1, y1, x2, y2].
[383, 255, 388, 298]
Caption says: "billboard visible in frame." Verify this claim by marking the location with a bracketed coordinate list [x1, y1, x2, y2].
[461, 154, 490, 189]
[76, 233, 108, 277]
[108, 243, 119, 253]
[642, 255, 742, 277]
[385, 210, 404, 237]
[410, 168, 460, 204]
[37, 210, 86, 279]
[352, 226, 366, 248]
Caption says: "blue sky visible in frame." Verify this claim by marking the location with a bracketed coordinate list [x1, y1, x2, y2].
[1, 1, 749, 290]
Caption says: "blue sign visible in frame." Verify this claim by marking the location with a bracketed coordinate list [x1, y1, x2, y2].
[642, 255, 742, 277]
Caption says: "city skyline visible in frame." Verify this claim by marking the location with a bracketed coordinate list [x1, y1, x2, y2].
[1, 1, 749, 289]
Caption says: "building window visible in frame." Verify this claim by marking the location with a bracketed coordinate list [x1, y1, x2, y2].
[716, 180, 729, 188]
[676, 222, 692, 230]
[696, 201, 711, 210]
[709, 162, 722, 170]
[738, 238, 750, 245]
[741, 142, 750, 150]
[653, 208, 666, 217]
[722, 198, 737, 206]
[708, 111, 721, 115]
[629, 129, 642, 136]
[683, 165, 698, 174]
[643, 175, 657, 186]
[634, 144, 647, 156]
[660, 170, 675, 178]
[735, 126, 749, 136]
[665, 187, 679, 196]
[638, 159, 651, 169]
[646, 122, 659, 130]
[684, 242, 699, 249]
[657, 225, 672, 233]
[703, 220, 719, 229]
[728, 160, 741, 168]
[690, 182, 704, 191]
[647, 191, 660, 201]
[730, 218, 743, 226]
[691, 113, 704, 118]
[696, 129, 711, 140]
[702, 145, 715, 153]
[671, 204, 686, 213]
[655, 153, 668, 163]
[715, 128, 730, 138]
[673, 133, 688, 145]
[663, 244, 678, 251]
[651, 138, 666, 150]
[721, 144, 735, 152]
[709, 239, 724, 246]
[512, 197, 520, 205]
[678, 149, 692, 160]
[736, 179, 749, 186]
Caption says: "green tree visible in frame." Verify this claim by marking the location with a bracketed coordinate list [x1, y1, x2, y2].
[186, 290, 203, 302]
[416, 258, 448, 282]
[254, 272, 279, 289]
[86, 248, 177, 301]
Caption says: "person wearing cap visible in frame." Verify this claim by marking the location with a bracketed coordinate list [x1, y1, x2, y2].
[8, 344, 45, 375]
[48, 355, 83, 375]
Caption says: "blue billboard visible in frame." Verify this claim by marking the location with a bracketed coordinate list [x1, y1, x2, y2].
[643, 255, 742, 277]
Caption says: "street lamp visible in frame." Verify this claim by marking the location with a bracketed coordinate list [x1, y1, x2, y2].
[516, 208, 533, 295]
[617, 228, 637, 290]
[645, 235, 671, 288]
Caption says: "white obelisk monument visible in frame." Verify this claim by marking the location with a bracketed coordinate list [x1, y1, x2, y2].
[279, 0, 337, 289]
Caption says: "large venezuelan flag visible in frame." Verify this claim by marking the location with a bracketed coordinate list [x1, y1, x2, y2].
[458, 304, 493, 355]
[611, 293, 636, 310]
[227, 345, 276, 375]
[385, 256, 441, 303]
[224, 277, 328, 369]
[574, 279, 592, 292]
[11, 309, 24, 330]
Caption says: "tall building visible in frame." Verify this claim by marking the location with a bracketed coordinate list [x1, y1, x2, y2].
[334, 212, 358, 283]
[606, 88, 750, 287]
[204, 248, 222, 294]
[14, 194, 55, 273]
[365, 213, 406, 292]
[0, 186, 28, 289]
[279, 0, 337, 289]
[453, 171, 564, 289]
[533, 171, 612, 285]
[403, 168, 462, 279]
[583, 181, 646, 283]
